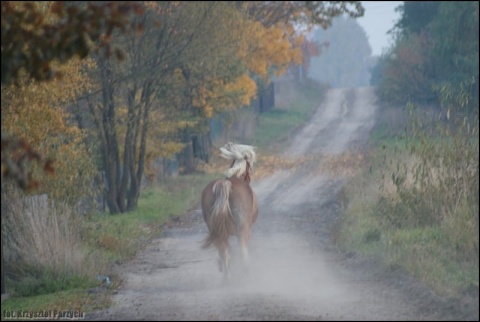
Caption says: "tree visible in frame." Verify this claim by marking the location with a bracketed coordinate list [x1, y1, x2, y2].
[1, 0, 142, 297]
[80, 2, 254, 213]
[242, 1, 364, 29]
[392, 1, 440, 36]
[426, 1, 479, 113]
[1, 1, 143, 191]
[375, 32, 435, 106]
[375, 1, 478, 111]
[1, 57, 98, 205]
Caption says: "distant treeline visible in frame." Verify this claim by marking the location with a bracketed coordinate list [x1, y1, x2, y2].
[371, 1, 479, 112]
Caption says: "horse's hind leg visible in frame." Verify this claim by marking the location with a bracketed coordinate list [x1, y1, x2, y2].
[239, 227, 251, 266]
[216, 241, 230, 282]
[240, 237, 249, 265]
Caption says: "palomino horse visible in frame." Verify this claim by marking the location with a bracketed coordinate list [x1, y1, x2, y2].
[201, 142, 258, 282]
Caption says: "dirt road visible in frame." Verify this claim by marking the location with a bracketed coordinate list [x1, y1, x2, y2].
[87, 87, 478, 321]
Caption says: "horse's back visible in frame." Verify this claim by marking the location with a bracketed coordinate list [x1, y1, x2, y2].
[229, 176, 253, 201]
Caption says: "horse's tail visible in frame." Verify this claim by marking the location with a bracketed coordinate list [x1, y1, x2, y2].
[202, 179, 232, 249]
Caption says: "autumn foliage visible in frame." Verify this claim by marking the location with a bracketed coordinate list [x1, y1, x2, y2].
[1, 1, 143, 193]
[1, 1, 143, 84]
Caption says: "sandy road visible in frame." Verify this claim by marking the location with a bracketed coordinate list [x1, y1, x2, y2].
[86, 87, 478, 321]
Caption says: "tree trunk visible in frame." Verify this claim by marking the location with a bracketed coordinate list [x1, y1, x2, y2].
[99, 56, 123, 214]
[179, 130, 196, 174]
[127, 81, 152, 211]
[104, 152, 121, 214]
[1, 225, 5, 296]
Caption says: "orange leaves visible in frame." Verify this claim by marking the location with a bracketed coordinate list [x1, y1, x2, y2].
[236, 2, 365, 81]
[1, 57, 94, 198]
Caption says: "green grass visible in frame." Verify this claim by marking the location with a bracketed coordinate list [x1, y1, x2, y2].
[5, 269, 96, 298]
[253, 109, 309, 150]
[386, 227, 479, 297]
[84, 173, 218, 262]
[252, 80, 327, 152]
[1, 288, 109, 319]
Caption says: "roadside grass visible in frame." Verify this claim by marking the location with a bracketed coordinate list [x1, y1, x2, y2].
[253, 108, 310, 152]
[1, 288, 109, 318]
[387, 226, 478, 297]
[334, 105, 479, 299]
[337, 185, 479, 298]
[336, 171, 479, 297]
[84, 174, 218, 263]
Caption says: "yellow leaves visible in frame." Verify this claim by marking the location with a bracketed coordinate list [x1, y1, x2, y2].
[2, 58, 92, 129]
[171, 67, 187, 89]
[3, 92, 70, 149]
[177, 120, 199, 129]
[1, 54, 95, 200]
[143, 140, 184, 182]
[294, 33, 305, 47]
[154, 141, 185, 158]
[204, 105, 214, 118]
[224, 74, 257, 106]
[192, 85, 208, 109]
[239, 21, 305, 78]
[191, 74, 257, 118]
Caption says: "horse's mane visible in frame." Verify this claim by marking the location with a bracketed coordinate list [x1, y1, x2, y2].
[220, 142, 257, 179]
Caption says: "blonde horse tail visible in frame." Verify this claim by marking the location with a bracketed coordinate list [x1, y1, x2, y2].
[202, 179, 232, 249]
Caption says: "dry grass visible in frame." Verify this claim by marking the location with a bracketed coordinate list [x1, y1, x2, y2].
[335, 103, 479, 297]
[2, 185, 104, 295]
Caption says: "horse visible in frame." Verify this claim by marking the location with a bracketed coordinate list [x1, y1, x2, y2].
[201, 142, 258, 282]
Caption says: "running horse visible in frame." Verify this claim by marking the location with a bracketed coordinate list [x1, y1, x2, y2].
[201, 142, 258, 282]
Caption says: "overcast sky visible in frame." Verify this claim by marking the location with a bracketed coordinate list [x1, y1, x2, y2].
[356, 1, 403, 56]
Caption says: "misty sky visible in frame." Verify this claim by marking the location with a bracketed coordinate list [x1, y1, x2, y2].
[356, 1, 403, 56]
